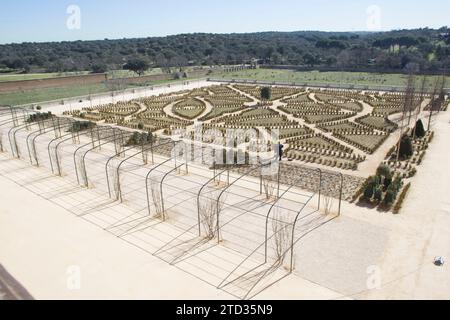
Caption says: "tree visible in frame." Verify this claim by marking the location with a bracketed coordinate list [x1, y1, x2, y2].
[2, 29, 450, 74]
[363, 176, 379, 201]
[302, 53, 317, 67]
[428, 74, 446, 131]
[413, 76, 427, 139]
[396, 74, 413, 164]
[91, 63, 108, 73]
[376, 164, 392, 188]
[123, 58, 150, 76]
[261, 87, 272, 101]
[399, 135, 413, 159]
[404, 73, 416, 126]
[374, 186, 383, 203]
[413, 119, 426, 138]
[376, 164, 392, 179]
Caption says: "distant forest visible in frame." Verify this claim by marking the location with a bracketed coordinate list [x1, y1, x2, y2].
[0, 28, 449, 74]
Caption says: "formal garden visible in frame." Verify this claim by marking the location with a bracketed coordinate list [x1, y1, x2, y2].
[58, 81, 446, 181]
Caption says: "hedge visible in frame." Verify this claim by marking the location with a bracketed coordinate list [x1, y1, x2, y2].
[393, 183, 411, 214]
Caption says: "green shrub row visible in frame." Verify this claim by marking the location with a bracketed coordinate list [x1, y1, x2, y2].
[393, 183, 411, 214]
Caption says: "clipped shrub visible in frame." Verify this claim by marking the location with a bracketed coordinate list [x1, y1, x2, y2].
[414, 119, 425, 138]
[383, 188, 396, 207]
[374, 186, 383, 203]
[261, 87, 272, 101]
[27, 111, 52, 123]
[376, 164, 392, 188]
[68, 121, 95, 133]
[376, 164, 391, 178]
[362, 176, 379, 201]
[399, 135, 413, 160]
[126, 131, 153, 146]
[393, 183, 411, 214]
[352, 176, 371, 202]
[392, 176, 403, 192]
[384, 175, 393, 190]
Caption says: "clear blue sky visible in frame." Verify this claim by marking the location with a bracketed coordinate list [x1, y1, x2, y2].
[0, 0, 448, 44]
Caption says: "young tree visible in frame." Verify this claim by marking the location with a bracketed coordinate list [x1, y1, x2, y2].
[150, 179, 165, 221]
[427, 74, 446, 131]
[198, 189, 222, 240]
[396, 73, 414, 164]
[405, 73, 416, 126]
[271, 210, 291, 266]
[262, 176, 276, 200]
[412, 76, 427, 139]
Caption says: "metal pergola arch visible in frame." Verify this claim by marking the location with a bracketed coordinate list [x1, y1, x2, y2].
[48, 123, 104, 175]
[104, 138, 174, 198]
[78, 130, 124, 187]
[143, 141, 181, 214]
[196, 167, 230, 236]
[113, 140, 179, 203]
[13, 118, 55, 159]
[263, 168, 322, 263]
[104, 143, 140, 198]
[144, 140, 216, 220]
[73, 127, 121, 186]
[213, 162, 271, 244]
[25, 118, 74, 166]
[7, 121, 35, 158]
[0, 106, 46, 156]
[217, 168, 344, 299]
[30, 119, 76, 167]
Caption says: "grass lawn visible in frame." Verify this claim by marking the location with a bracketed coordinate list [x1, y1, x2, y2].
[0, 83, 112, 106]
[217, 69, 450, 90]
[0, 76, 204, 106]
[0, 71, 90, 82]
[0, 69, 165, 82]
[0, 65, 223, 83]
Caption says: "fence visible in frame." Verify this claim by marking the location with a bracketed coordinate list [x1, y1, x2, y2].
[208, 77, 450, 94]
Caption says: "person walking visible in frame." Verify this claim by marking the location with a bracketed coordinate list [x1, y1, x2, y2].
[278, 143, 284, 161]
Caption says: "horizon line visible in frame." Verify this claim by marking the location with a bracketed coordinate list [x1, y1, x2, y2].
[1, 26, 447, 46]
